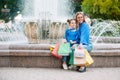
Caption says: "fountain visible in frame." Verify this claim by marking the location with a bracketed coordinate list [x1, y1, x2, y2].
[0, 0, 72, 68]
[0, 0, 120, 68]
[90, 20, 120, 44]
[0, 20, 28, 44]
[21, 0, 72, 43]
[89, 20, 120, 67]
[0, 0, 72, 44]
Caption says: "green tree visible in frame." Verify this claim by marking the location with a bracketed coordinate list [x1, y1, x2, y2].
[82, 0, 120, 20]
[70, 0, 83, 13]
[0, 0, 24, 22]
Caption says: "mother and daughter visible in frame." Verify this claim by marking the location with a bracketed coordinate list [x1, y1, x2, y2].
[62, 12, 93, 72]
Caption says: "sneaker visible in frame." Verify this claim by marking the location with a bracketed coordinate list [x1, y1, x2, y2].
[73, 65, 78, 70]
[78, 67, 86, 72]
[62, 64, 68, 70]
[68, 65, 78, 70]
[68, 65, 74, 70]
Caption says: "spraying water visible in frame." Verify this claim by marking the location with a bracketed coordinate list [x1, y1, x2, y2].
[0, 20, 28, 44]
[91, 20, 120, 44]
[0, 0, 72, 44]
[23, 0, 72, 22]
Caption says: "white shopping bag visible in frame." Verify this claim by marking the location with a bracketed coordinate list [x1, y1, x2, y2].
[74, 47, 85, 58]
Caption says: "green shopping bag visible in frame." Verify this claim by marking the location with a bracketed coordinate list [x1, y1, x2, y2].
[69, 49, 74, 65]
[58, 43, 70, 56]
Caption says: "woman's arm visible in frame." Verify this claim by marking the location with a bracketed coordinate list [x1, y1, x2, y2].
[79, 22, 90, 45]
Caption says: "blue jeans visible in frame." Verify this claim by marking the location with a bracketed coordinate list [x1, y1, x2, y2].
[83, 43, 93, 52]
[62, 56, 67, 62]
[62, 47, 72, 62]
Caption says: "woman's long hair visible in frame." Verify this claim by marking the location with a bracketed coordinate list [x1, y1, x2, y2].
[74, 12, 85, 28]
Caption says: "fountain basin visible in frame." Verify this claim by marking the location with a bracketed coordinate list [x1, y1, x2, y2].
[0, 44, 120, 68]
[92, 37, 120, 43]
[0, 44, 61, 68]
[93, 43, 120, 50]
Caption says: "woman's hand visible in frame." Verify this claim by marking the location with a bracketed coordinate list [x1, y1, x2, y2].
[78, 44, 83, 49]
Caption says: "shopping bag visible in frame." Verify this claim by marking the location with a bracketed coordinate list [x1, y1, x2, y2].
[74, 48, 85, 57]
[50, 45, 55, 51]
[69, 49, 74, 65]
[74, 57, 86, 66]
[51, 43, 62, 59]
[58, 43, 70, 56]
[84, 49, 94, 66]
[69, 49, 86, 66]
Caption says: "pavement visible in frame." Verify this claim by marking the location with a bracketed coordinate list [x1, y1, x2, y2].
[0, 67, 120, 80]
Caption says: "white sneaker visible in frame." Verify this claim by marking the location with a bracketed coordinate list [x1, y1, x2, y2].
[78, 67, 86, 72]
[62, 64, 68, 70]
[68, 65, 74, 70]
[69, 65, 78, 70]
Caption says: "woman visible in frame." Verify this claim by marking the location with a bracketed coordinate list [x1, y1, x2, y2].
[75, 12, 93, 72]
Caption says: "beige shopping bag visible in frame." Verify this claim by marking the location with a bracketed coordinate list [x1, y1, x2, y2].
[74, 56, 86, 66]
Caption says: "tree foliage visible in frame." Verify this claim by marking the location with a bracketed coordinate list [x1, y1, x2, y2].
[82, 0, 120, 20]
[0, 0, 24, 22]
[70, 0, 83, 13]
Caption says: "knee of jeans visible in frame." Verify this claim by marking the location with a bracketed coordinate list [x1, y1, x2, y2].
[86, 46, 93, 52]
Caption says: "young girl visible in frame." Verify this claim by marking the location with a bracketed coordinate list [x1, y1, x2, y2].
[62, 19, 78, 70]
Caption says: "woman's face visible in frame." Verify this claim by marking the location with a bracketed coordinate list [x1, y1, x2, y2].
[76, 14, 84, 24]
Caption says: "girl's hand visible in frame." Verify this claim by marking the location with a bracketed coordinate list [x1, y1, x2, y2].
[70, 40, 76, 44]
[62, 39, 67, 43]
[72, 44, 76, 49]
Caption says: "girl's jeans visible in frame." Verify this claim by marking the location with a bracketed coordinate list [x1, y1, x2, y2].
[62, 47, 72, 64]
[62, 56, 67, 62]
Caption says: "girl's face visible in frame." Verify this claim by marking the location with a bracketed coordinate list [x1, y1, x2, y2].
[77, 14, 84, 24]
[70, 20, 76, 28]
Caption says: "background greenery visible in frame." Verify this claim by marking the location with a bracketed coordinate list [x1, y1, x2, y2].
[0, 0, 24, 22]
[70, 0, 120, 37]
[71, 0, 120, 20]
[70, 0, 83, 13]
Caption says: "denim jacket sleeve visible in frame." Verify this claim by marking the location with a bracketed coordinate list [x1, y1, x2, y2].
[78, 22, 90, 45]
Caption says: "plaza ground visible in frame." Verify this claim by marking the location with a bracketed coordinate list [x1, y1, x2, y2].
[0, 67, 120, 80]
